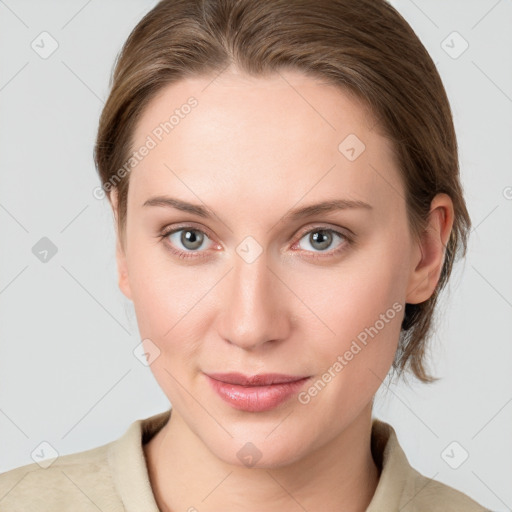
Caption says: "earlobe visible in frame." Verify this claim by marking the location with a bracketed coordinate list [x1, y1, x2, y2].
[406, 193, 454, 305]
[111, 189, 133, 301]
[116, 237, 133, 301]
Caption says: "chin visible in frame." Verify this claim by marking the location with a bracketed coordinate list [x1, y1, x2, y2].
[203, 428, 311, 470]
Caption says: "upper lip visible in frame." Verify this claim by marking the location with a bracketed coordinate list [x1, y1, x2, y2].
[206, 372, 310, 386]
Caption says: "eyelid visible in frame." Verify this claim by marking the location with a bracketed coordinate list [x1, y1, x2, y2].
[294, 223, 353, 241]
[159, 222, 351, 242]
[160, 222, 217, 243]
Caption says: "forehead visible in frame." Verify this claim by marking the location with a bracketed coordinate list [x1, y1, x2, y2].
[128, 69, 403, 215]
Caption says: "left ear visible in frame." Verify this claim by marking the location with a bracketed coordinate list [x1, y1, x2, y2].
[110, 188, 133, 301]
[406, 193, 455, 304]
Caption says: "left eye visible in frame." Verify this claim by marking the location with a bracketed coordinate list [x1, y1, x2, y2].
[296, 228, 346, 252]
[167, 228, 213, 252]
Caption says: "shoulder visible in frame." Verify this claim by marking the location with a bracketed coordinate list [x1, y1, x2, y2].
[0, 440, 122, 511]
[369, 419, 490, 512]
[402, 464, 490, 511]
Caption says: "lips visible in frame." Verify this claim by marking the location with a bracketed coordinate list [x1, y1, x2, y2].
[207, 372, 308, 386]
[205, 372, 311, 412]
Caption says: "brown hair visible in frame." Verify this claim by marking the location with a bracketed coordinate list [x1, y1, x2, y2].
[94, 0, 471, 383]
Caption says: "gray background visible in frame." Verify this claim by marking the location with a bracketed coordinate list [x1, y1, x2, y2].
[0, 0, 511, 509]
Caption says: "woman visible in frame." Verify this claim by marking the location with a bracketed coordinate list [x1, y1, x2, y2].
[0, 0, 490, 510]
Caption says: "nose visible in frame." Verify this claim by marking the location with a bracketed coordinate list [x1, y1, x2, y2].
[217, 251, 291, 351]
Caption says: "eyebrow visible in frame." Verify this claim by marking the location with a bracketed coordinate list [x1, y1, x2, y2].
[142, 196, 372, 221]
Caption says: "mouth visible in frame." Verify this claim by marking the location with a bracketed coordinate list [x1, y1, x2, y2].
[207, 372, 309, 386]
[204, 372, 311, 412]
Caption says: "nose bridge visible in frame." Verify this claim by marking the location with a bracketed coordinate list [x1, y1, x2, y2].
[219, 250, 287, 350]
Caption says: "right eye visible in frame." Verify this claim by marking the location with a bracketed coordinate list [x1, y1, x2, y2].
[160, 225, 217, 260]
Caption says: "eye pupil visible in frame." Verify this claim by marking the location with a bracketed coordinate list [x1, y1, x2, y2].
[181, 229, 203, 250]
[310, 230, 332, 250]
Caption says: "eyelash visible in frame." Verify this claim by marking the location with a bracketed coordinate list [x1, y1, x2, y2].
[158, 224, 353, 261]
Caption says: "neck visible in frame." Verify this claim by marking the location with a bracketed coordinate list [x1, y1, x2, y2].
[144, 404, 380, 512]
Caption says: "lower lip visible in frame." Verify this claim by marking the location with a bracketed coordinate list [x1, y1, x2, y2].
[206, 375, 311, 412]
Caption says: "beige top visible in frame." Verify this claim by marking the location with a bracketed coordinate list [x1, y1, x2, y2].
[0, 408, 488, 511]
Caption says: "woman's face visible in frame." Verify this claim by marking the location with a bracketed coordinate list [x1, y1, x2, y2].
[115, 68, 425, 466]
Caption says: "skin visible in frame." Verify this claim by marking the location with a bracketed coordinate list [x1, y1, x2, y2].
[111, 67, 454, 512]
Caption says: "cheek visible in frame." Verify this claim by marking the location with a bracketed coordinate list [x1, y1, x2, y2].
[130, 271, 209, 339]
[126, 250, 214, 401]
[125, 228, 194, 326]
[125, 240, 222, 363]
[293, 236, 408, 343]
[293, 238, 408, 399]
[294, 281, 403, 428]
